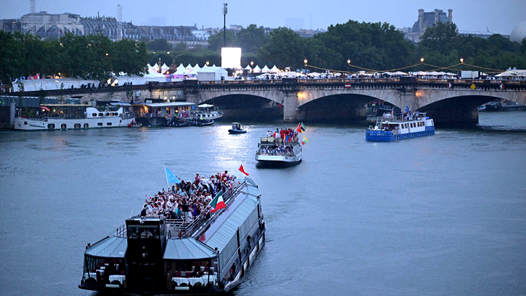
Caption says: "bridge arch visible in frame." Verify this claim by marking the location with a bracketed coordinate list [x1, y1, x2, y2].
[297, 93, 397, 122]
[415, 90, 526, 126]
[197, 93, 283, 121]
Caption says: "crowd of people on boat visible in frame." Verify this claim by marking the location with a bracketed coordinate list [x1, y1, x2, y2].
[140, 171, 237, 221]
[265, 128, 299, 143]
[258, 145, 295, 156]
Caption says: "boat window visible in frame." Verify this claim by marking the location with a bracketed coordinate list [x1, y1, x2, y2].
[61, 123, 67, 129]
[47, 123, 55, 129]
[24, 121, 28, 125]
[83, 123, 89, 128]
[107, 122, 112, 126]
[74, 123, 81, 129]
[105, 113, 109, 116]
[97, 122, 103, 126]
[92, 113, 97, 117]
[98, 113, 103, 116]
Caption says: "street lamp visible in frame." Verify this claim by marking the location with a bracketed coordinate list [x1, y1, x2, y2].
[347, 58, 351, 65]
[205, 60, 210, 66]
[250, 60, 254, 67]
[459, 58, 464, 64]
[420, 57, 424, 63]
[303, 58, 308, 66]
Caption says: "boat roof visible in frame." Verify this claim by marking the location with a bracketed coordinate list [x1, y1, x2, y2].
[163, 238, 216, 260]
[41, 103, 91, 107]
[138, 102, 195, 108]
[202, 181, 259, 252]
[85, 236, 127, 258]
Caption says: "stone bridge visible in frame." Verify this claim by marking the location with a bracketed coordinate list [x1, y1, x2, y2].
[12, 79, 526, 126]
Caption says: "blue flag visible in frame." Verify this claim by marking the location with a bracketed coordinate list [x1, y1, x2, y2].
[165, 168, 181, 184]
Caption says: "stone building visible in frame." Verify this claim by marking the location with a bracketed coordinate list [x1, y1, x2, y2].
[404, 9, 452, 43]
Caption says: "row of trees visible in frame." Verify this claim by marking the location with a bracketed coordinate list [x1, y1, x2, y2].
[149, 21, 526, 73]
[2, 20, 525, 84]
[0, 31, 148, 84]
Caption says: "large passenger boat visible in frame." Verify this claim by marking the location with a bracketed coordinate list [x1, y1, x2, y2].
[365, 112, 435, 142]
[256, 128, 302, 167]
[79, 175, 265, 294]
[14, 103, 135, 130]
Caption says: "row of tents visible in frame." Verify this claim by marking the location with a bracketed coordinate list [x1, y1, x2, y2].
[146, 63, 284, 76]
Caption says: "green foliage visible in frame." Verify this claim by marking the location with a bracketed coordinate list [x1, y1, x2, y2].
[146, 39, 172, 51]
[0, 32, 148, 84]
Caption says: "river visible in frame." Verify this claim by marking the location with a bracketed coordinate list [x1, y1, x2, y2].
[1, 112, 526, 296]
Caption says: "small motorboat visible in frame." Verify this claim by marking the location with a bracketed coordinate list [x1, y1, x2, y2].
[228, 122, 247, 134]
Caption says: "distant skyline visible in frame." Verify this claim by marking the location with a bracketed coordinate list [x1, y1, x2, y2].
[2, 0, 525, 35]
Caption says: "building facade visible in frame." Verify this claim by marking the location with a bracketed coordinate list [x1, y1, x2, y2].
[404, 9, 452, 43]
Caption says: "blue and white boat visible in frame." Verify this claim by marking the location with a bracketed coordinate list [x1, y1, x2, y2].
[365, 112, 435, 142]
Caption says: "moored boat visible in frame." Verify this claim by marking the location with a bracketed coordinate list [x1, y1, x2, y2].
[79, 174, 265, 294]
[228, 122, 247, 134]
[365, 112, 435, 142]
[14, 103, 136, 130]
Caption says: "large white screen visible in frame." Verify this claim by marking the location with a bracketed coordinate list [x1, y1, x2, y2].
[221, 47, 242, 69]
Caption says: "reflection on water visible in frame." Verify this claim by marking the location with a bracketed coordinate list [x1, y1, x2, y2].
[0, 113, 525, 296]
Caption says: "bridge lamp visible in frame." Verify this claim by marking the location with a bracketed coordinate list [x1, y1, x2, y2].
[459, 58, 464, 64]
[420, 57, 424, 63]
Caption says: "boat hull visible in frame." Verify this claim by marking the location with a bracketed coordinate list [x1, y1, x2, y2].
[14, 117, 135, 130]
[256, 154, 302, 167]
[366, 127, 435, 142]
[229, 129, 247, 134]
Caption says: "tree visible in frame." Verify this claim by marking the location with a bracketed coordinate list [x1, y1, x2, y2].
[146, 39, 172, 51]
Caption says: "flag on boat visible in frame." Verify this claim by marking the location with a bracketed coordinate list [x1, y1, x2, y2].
[209, 191, 226, 213]
[165, 168, 181, 184]
[296, 122, 306, 133]
[301, 135, 309, 145]
[239, 164, 249, 176]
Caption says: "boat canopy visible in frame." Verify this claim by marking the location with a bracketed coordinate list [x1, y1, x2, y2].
[203, 185, 259, 252]
[197, 104, 214, 108]
[85, 236, 127, 258]
[163, 238, 216, 260]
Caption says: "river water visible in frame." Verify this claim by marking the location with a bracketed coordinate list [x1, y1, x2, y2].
[1, 112, 526, 296]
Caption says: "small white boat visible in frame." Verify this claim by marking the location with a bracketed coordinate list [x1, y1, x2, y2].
[256, 133, 302, 167]
[228, 122, 247, 134]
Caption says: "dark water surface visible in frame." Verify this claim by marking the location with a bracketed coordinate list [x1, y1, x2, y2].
[1, 112, 526, 296]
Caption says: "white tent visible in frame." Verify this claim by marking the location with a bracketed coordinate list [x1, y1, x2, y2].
[261, 65, 270, 73]
[176, 64, 185, 72]
[496, 69, 526, 77]
[253, 65, 261, 73]
[244, 65, 252, 71]
[151, 64, 160, 73]
[186, 64, 193, 70]
[270, 65, 280, 73]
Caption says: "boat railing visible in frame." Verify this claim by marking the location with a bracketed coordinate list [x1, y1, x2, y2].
[164, 180, 247, 239]
[187, 180, 248, 239]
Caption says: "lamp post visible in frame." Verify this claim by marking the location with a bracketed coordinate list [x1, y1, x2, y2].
[347, 58, 351, 65]
[459, 58, 464, 64]
[250, 60, 254, 73]
[303, 58, 308, 66]
[223, 2, 228, 47]
[420, 57, 424, 63]
[206, 60, 210, 66]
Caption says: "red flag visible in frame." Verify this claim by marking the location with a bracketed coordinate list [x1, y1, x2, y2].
[239, 164, 249, 176]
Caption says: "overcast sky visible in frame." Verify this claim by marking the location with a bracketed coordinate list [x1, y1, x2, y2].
[2, 0, 525, 35]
